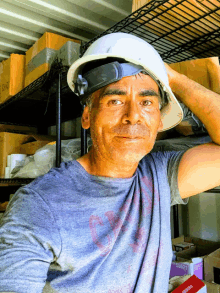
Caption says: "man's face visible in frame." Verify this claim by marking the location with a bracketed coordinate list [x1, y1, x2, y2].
[82, 73, 163, 164]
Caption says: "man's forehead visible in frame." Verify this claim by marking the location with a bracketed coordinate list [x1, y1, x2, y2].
[102, 75, 160, 94]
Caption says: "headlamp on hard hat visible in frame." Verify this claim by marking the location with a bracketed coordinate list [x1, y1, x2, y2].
[74, 61, 168, 109]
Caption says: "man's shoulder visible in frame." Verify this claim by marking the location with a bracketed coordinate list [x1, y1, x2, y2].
[27, 160, 78, 193]
[138, 150, 186, 176]
[140, 150, 183, 164]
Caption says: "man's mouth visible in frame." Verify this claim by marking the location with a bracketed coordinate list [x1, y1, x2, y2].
[116, 136, 143, 141]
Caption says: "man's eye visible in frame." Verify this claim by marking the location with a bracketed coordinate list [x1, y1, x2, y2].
[142, 100, 152, 106]
[109, 100, 122, 105]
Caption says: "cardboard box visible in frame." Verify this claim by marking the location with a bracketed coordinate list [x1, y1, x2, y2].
[56, 41, 80, 67]
[132, 0, 150, 12]
[0, 54, 25, 103]
[172, 235, 185, 250]
[172, 236, 220, 257]
[170, 57, 220, 94]
[0, 132, 56, 178]
[203, 280, 220, 293]
[170, 246, 204, 280]
[19, 134, 55, 155]
[204, 249, 220, 285]
[25, 32, 80, 87]
[171, 236, 220, 280]
[172, 275, 207, 293]
[0, 132, 28, 178]
[0, 124, 37, 134]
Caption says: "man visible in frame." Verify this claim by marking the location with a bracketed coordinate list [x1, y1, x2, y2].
[0, 32, 220, 293]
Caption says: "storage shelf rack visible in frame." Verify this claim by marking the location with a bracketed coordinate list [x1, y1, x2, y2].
[81, 0, 220, 63]
[0, 179, 33, 187]
[0, 60, 83, 186]
[0, 64, 82, 128]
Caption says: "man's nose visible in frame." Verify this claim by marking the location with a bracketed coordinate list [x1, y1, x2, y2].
[121, 100, 143, 125]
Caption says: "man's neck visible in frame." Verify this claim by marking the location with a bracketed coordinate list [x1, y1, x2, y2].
[76, 149, 139, 179]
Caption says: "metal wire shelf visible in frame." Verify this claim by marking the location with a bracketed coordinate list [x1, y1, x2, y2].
[0, 62, 82, 127]
[0, 178, 33, 187]
[81, 0, 220, 63]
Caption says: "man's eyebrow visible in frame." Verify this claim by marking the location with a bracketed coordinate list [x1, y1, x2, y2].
[101, 88, 160, 99]
[139, 89, 160, 98]
[101, 89, 127, 97]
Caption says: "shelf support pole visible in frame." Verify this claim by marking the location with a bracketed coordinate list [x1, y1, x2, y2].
[56, 72, 62, 167]
[173, 205, 179, 238]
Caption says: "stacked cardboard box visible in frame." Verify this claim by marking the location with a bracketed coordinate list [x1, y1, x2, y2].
[19, 134, 55, 155]
[171, 236, 220, 280]
[0, 132, 28, 178]
[204, 248, 220, 286]
[0, 124, 37, 134]
[203, 280, 220, 293]
[0, 54, 25, 104]
[169, 57, 220, 137]
[25, 32, 80, 87]
[171, 236, 220, 292]
[0, 32, 80, 105]
[169, 57, 220, 95]
[0, 132, 55, 178]
[132, 0, 150, 12]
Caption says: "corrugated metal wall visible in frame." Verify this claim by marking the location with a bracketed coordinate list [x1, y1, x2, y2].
[0, 0, 132, 62]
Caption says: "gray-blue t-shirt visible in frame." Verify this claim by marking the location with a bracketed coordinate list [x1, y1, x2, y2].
[0, 150, 188, 293]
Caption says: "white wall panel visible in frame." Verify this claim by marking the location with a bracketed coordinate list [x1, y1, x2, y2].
[181, 192, 220, 242]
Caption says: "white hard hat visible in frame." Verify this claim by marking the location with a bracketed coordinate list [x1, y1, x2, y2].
[67, 32, 183, 132]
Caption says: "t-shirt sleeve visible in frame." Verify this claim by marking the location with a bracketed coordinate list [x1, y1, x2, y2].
[167, 150, 189, 206]
[0, 186, 62, 293]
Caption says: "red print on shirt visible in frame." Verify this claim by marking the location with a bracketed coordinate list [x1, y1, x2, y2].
[140, 176, 159, 211]
[105, 211, 128, 237]
[89, 215, 112, 256]
[89, 176, 156, 256]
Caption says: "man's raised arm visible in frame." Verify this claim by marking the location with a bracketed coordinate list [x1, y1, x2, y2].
[165, 63, 220, 198]
[165, 63, 220, 145]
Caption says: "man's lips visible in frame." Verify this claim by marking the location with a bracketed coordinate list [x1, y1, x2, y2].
[115, 136, 143, 141]
[116, 134, 143, 138]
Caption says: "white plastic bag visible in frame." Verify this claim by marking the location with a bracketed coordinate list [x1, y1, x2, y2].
[13, 138, 92, 178]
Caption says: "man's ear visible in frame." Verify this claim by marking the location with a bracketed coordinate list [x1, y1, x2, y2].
[81, 106, 90, 130]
